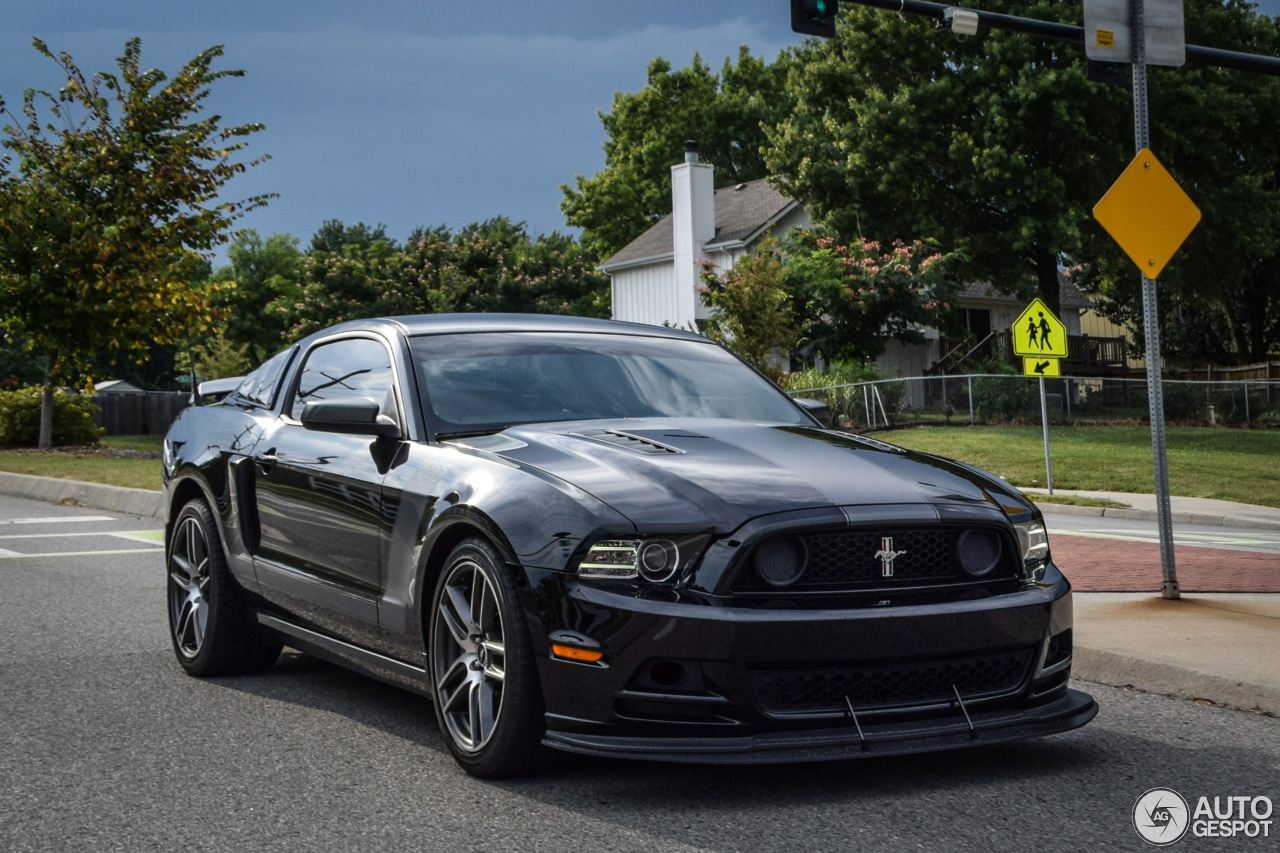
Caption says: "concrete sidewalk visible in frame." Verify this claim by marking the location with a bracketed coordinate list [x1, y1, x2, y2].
[1026, 487, 1280, 530]
[1, 470, 1277, 716]
[1073, 593, 1280, 716]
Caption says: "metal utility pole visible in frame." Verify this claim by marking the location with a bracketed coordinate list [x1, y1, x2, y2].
[1039, 376, 1054, 494]
[1130, 0, 1180, 599]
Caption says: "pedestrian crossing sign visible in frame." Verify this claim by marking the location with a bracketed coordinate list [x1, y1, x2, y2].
[1012, 298, 1068, 359]
[1023, 357, 1061, 377]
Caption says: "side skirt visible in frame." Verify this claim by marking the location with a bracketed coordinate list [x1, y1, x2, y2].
[254, 611, 432, 699]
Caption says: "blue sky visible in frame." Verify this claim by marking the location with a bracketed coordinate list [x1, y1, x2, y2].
[3, 1, 1277, 259]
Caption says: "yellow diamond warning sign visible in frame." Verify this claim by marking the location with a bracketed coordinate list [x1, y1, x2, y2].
[1093, 148, 1201, 279]
[1012, 298, 1068, 359]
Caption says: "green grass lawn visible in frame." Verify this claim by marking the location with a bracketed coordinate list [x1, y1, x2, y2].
[1027, 494, 1131, 508]
[0, 452, 162, 491]
[888, 425, 1280, 508]
[102, 434, 164, 453]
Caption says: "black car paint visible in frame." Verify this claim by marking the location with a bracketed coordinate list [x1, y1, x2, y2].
[164, 314, 1094, 761]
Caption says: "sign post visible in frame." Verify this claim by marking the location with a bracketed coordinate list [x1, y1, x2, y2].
[1012, 298, 1067, 497]
[1090, 0, 1201, 601]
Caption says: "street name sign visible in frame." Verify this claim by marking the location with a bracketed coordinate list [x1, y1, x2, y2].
[1012, 298, 1068, 359]
[1093, 148, 1201, 279]
[1023, 357, 1062, 377]
[1084, 0, 1186, 67]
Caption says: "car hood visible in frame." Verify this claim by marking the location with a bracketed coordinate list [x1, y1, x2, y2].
[491, 418, 1025, 532]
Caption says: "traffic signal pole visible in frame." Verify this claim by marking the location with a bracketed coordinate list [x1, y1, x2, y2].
[1129, 0, 1180, 599]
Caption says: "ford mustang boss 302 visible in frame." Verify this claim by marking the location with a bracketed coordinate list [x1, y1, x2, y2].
[162, 314, 1095, 777]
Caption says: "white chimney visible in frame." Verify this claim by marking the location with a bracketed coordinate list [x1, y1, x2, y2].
[670, 140, 715, 328]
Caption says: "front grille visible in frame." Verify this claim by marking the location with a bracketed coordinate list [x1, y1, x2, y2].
[752, 649, 1035, 714]
[732, 526, 1017, 592]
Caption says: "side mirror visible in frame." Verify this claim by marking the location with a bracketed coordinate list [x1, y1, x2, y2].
[793, 396, 832, 428]
[300, 398, 402, 439]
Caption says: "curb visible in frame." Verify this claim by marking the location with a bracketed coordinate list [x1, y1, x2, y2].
[1037, 502, 1280, 531]
[0, 471, 164, 519]
[1074, 646, 1279, 716]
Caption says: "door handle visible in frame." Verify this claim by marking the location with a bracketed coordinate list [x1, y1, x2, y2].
[255, 449, 278, 473]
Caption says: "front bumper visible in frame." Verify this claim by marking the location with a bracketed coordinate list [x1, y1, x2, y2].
[545, 689, 1097, 764]
[524, 564, 1089, 760]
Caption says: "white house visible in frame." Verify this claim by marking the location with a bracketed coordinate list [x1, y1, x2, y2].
[600, 147, 1121, 377]
[599, 142, 809, 330]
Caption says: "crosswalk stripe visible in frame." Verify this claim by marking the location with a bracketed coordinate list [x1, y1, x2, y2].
[0, 516, 116, 525]
[0, 548, 164, 560]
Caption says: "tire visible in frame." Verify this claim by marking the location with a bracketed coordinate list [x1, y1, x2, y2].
[167, 497, 282, 677]
[428, 537, 546, 778]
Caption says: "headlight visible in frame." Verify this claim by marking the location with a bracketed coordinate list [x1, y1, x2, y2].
[1014, 521, 1049, 563]
[577, 535, 707, 583]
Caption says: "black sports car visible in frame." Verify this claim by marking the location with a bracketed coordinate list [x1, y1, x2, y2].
[163, 314, 1095, 777]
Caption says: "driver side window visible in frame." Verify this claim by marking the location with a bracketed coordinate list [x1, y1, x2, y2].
[290, 338, 397, 421]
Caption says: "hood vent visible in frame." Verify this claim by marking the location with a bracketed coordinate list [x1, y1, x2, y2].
[575, 429, 681, 455]
[829, 431, 905, 454]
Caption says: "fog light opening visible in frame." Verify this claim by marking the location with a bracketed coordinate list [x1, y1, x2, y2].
[754, 537, 808, 587]
[956, 529, 1002, 577]
[648, 660, 688, 688]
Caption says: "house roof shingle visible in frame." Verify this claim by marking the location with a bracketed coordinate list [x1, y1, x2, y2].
[959, 275, 1093, 310]
[600, 178, 793, 270]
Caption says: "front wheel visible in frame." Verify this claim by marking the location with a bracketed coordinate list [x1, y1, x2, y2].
[428, 537, 545, 778]
[167, 498, 282, 676]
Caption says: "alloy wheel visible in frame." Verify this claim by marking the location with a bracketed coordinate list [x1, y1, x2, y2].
[433, 559, 507, 753]
[168, 515, 211, 659]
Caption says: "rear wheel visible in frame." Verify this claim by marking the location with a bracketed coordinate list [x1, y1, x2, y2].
[167, 498, 282, 676]
[428, 537, 545, 778]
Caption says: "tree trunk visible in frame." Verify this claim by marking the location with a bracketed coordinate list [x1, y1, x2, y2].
[1034, 247, 1061, 317]
[38, 353, 54, 450]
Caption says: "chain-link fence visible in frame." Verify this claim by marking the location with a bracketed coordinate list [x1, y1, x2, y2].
[787, 374, 1280, 432]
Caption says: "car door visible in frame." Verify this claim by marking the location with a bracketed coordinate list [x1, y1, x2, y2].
[251, 334, 404, 645]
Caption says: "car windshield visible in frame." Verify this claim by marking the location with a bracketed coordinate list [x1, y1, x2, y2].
[409, 332, 807, 436]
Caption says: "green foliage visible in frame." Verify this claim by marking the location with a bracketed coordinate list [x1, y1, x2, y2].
[782, 231, 966, 361]
[562, 47, 795, 260]
[779, 361, 880, 392]
[209, 229, 303, 365]
[309, 220, 395, 255]
[0, 37, 272, 443]
[0, 332, 44, 389]
[279, 218, 609, 339]
[0, 387, 100, 446]
[698, 241, 798, 381]
[766, 1, 1129, 314]
[973, 375, 1037, 422]
[175, 330, 252, 380]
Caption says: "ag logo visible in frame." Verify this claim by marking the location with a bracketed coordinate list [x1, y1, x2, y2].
[1134, 788, 1190, 845]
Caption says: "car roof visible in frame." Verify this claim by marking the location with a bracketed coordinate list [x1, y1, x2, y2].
[313, 313, 708, 342]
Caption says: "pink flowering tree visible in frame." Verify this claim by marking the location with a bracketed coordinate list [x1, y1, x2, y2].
[783, 231, 966, 362]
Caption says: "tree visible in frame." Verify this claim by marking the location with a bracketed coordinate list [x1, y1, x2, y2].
[176, 329, 252, 380]
[0, 38, 272, 446]
[1075, 0, 1280, 364]
[562, 47, 795, 260]
[765, 1, 1130, 316]
[783, 232, 966, 362]
[209, 229, 303, 366]
[698, 241, 798, 381]
[279, 218, 609, 340]
[309, 219, 395, 255]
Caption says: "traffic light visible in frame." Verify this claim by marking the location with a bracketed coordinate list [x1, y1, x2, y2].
[791, 0, 839, 37]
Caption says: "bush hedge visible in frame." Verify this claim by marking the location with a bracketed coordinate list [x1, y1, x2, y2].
[0, 387, 102, 447]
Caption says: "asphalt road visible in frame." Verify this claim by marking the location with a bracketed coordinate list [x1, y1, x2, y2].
[1, 493, 1277, 853]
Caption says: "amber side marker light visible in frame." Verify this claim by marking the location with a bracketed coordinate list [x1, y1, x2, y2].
[551, 644, 603, 663]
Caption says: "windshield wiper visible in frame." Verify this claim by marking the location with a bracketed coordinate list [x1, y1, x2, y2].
[436, 428, 508, 441]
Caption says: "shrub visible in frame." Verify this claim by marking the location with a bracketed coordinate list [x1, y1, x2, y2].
[973, 375, 1037, 423]
[0, 387, 102, 446]
[780, 361, 880, 392]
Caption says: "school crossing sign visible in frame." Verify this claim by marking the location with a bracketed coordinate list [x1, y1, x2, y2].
[1012, 298, 1067, 377]
[1013, 298, 1067, 357]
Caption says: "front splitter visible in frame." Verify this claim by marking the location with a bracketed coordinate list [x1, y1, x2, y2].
[543, 688, 1097, 764]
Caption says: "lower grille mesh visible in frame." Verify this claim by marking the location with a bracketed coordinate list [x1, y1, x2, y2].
[751, 649, 1035, 714]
